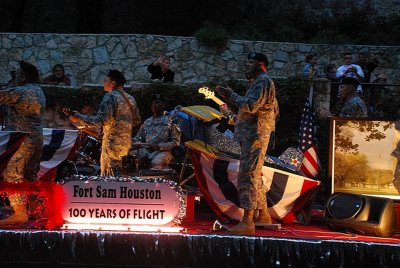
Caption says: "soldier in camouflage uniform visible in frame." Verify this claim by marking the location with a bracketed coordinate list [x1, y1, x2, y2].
[215, 52, 278, 235]
[319, 76, 368, 118]
[132, 95, 181, 169]
[71, 70, 141, 176]
[0, 61, 45, 225]
[338, 77, 368, 117]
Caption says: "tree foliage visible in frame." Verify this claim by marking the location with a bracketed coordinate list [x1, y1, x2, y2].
[334, 120, 393, 153]
[1, 0, 400, 45]
[334, 152, 370, 187]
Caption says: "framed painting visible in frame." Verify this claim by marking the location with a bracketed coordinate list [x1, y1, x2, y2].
[329, 118, 400, 199]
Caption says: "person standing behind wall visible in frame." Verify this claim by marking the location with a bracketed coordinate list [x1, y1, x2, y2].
[303, 53, 318, 79]
[357, 52, 379, 83]
[336, 53, 364, 94]
[42, 64, 71, 86]
[147, 56, 175, 83]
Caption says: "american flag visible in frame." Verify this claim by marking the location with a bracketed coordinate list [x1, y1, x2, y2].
[0, 128, 79, 181]
[186, 142, 320, 223]
[298, 92, 321, 179]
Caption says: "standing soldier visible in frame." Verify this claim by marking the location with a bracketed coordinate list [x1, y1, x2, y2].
[215, 52, 278, 235]
[0, 61, 46, 225]
[71, 70, 141, 176]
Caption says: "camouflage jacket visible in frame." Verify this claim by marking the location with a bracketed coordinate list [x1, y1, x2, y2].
[77, 89, 141, 159]
[339, 95, 368, 118]
[133, 114, 181, 151]
[229, 72, 277, 142]
[0, 84, 45, 135]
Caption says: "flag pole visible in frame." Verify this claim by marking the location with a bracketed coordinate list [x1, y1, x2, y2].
[308, 72, 315, 106]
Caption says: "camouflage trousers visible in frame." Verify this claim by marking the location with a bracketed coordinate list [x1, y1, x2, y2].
[100, 152, 122, 177]
[237, 137, 269, 210]
[4, 137, 42, 182]
[137, 148, 173, 169]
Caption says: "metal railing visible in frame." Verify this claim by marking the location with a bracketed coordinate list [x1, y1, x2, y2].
[330, 82, 400, 119]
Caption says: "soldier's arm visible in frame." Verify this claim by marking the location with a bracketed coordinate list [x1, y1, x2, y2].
[220, 104, 237, 125]
[132, 123, 146, 143]
[159, 124, 181, 151]
[230, 79, 274, 114]
[131, 99, 141, 128]
[78, 94, 114, 128]
[0, 88, 22, 105]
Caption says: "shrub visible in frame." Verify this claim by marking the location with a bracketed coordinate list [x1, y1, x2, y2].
[193, 23, 230, 49]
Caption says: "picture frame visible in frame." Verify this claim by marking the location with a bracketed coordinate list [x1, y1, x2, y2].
[329, 117, 400, 199]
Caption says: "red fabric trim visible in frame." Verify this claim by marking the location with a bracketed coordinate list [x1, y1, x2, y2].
[0, 180, 65, 229]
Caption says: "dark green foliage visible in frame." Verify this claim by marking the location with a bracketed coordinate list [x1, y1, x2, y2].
[194, 23, 230, 49]
[273, 77, 310, 155]
[1, 1, 400, 45]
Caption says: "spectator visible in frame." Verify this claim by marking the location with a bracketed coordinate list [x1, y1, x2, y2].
[369, 73, 388, 117]
[357, 52, 379, 83]
[132, 94, 181, 169]
[336, 53, 364, 93]
[147, 56, 175, 83]
[325, 64, 338, 82]
[42, 64, 71, 86]
[303, 53, 318, 79]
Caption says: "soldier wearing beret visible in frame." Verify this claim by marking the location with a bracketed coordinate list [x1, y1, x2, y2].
[319, 76, 368, 118]
[0, 61, 46, 225]
[215, 52, 278, 235]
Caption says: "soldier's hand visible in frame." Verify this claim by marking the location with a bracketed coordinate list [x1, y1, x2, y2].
[70, 111, 80, 123]
[148, 143, 159, 151]
[215, 85, 233, 99]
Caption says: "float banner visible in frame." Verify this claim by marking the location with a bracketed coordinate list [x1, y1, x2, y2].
[62, 180, 181, 225]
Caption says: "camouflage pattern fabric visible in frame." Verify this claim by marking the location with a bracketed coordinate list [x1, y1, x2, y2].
[77, 89, 141, 176]
[228, 72, 277, 209]
[392, 161, 400, 194]
[339, 96, 368, 117]
[133, 114, 181, 169]
[391, 134, 400, 194]
[0, 84, 45, 182]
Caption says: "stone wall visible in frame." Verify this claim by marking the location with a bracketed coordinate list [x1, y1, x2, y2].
[1, 33, 399, 86]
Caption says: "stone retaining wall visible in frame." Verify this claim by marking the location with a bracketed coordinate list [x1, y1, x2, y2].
[1, 33, 399, 86]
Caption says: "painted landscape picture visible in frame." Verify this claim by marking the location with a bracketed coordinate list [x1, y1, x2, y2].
[331, 119, 400, 199]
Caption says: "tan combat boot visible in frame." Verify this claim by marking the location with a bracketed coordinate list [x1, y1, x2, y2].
[0, 193, 28, 225]
[254, 205, 272, 226]
[228, 209, 255, 235]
